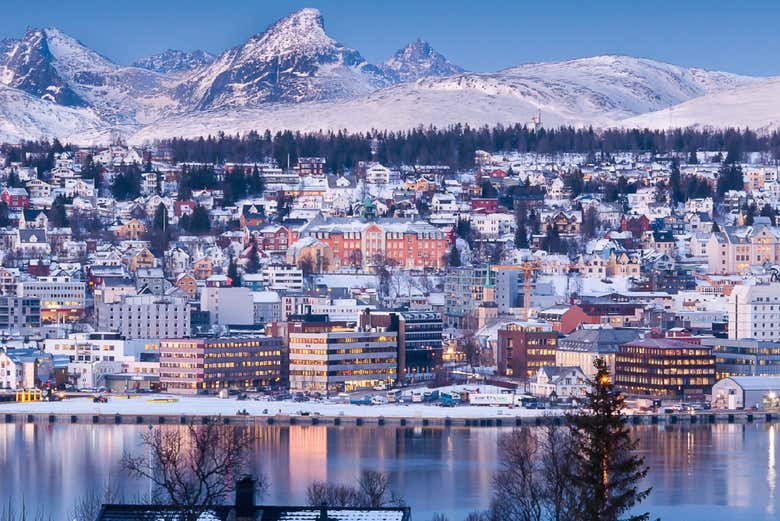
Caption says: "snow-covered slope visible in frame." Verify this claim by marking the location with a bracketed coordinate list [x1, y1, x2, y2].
[130, 55, 764, 142]
[380, 38, 464, 82]
[620, 77, 780, 130]
[406, 55, 762, 126]
[42, 28, 179, 125]
[132, 49, 215, 74]
[0, 8, 775, 143]
[0, 84, 109, 143]
[176, 8, 390, 109]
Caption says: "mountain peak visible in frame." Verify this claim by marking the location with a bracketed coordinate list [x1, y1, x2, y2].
[247, 7, 333, 56]
[381, 39, 464, 83]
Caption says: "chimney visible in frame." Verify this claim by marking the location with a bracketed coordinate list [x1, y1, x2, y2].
[234, 475, 256, 519]
[319, 502, 328, 521]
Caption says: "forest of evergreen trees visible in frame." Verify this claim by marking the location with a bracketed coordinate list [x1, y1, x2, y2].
[6, 125, 780, 173]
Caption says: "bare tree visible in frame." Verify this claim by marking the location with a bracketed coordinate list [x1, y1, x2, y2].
[306, 482, 362, 508]
[121, 422, 262, 521]
[490, 424, 575, 521]
[71, 478, 121, 521]
[306, 470, 404, 509]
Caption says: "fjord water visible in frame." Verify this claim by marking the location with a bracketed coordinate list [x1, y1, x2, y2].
[0, 422, 776, 520]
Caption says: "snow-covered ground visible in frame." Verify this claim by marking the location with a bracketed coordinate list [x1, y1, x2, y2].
[0, 391, 558, 419]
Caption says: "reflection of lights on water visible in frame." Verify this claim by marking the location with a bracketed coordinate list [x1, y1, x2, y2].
[769, 425, 776, 515]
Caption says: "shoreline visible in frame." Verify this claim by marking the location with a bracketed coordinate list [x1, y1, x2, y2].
[0, 394, 776, 427]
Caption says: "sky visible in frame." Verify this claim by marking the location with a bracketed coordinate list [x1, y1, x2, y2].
[1, 0, 779, 76]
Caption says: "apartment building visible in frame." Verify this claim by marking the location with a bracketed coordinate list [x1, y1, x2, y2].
[707, 224, 780, 274]
[729, 283, 780, 341]
[97, 294, 190, 339]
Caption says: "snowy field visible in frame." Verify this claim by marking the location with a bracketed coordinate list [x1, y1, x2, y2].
[0, 392, 560, 420]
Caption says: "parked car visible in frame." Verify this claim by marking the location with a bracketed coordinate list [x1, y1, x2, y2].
[93, 395, 108, 403]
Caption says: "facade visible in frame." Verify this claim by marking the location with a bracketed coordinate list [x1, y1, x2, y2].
[97, 294, 191, 339]
[200, 286, 255, 326]
[729, 283, 780, 341]
[702, 337, 780, 379]
[362, 310, 443, 381]
[529, 366, 589, 399]
[615, 338, 716, 397]
[262, 264, 304, 290]
[556, 327, 642, 378]
[707, 225, 780, 274]
[299, 217, 449, 271]
[16, 276, 86, 323]
[160, 336, 283, 394]
[497, 321, 558, 379]
[0, 296, 41, 332]
[288, 318, 397, 394]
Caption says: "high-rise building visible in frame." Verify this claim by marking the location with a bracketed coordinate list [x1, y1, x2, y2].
[287, 314, 397, 394]
[497, 321, 558, 378]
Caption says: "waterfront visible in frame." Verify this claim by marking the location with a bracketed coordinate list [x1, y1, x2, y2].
[0, 423, 777, 520]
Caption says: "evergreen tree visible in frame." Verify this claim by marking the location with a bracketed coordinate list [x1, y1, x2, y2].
[514, 204, 529, 249]
[247, 165, 264, 196]
[245, 242, 261, 274]
[669, 160, 684, 204]
[184, 205, 211, 235]
[716, 163, 743, 199]
[565, 359, 652, 521]
[687, 150, 699, 164]
[0, 202, 10, 227]
[48, 195, 69, 228]
[448, 244, 462, 267]
[760, 204, 777, 226]
[227, 258, 241, 287]
[111, 168, 142, 200]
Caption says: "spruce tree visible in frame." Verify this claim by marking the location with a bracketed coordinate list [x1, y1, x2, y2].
[448, 244, 461, 267]
[566, 358, 652, 521]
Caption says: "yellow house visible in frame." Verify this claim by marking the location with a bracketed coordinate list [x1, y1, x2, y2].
[114, 219, 147, 240]
[128, 248, 156, 272]
[192, 257, 214, 280]
[175, 273, 198, 299]
[287, 237, 333, 273]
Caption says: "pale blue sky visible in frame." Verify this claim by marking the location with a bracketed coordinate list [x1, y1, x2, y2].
[1, 0, 778, 76]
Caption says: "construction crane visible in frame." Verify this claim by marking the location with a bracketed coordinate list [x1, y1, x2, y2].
[492, 261, 541, 320]
[520, 260, 541, 321]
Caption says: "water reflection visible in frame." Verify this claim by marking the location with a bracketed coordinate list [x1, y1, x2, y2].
[0, 423, 777, 520]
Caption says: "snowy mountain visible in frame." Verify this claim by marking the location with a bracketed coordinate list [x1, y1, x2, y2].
[380, 38, 464, 82]
[129, 55, 763, 142]
[132, 49, 215, 74]
[0, 27, 179, 126]
[0, 28, 85, 106]
[175, 8, 390, 110]
[0, 8, 776, 143]
[621, 77, 780, 131]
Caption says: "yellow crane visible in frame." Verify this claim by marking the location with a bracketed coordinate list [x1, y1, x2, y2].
[492, 261, 542, 320]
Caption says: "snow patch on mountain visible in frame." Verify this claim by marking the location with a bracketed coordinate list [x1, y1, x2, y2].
[132, 49, 215, 74]
[0, 84, 109, 143]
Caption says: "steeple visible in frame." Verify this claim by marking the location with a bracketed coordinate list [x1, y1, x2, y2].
[482, 263, 495, 304]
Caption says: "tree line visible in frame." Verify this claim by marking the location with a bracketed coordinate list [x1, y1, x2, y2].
[6, 125, 780, 174]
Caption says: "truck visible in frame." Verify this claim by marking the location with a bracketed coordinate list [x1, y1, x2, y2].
[350, 396, 373, 406]
[468, 393, 514, 406]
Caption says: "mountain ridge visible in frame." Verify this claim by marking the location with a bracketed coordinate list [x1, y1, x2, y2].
[0, 8, 775, 143]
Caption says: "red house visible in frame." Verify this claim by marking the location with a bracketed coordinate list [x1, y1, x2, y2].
[1, 187, 29, 209]
[470, 198, 499, 213]
[620, 215, 651, 238]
